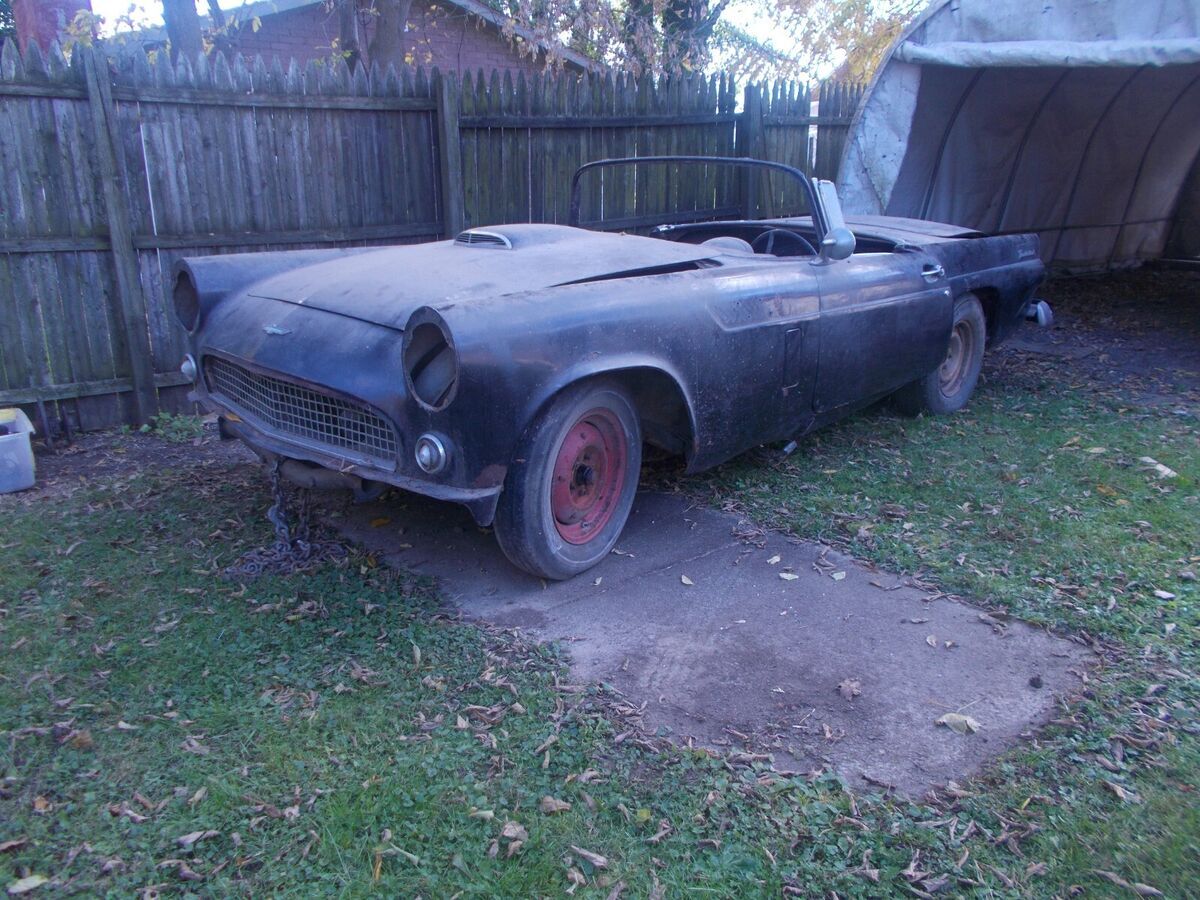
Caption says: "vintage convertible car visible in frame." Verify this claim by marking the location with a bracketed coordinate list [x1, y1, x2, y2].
[173, 156, 1047, 579]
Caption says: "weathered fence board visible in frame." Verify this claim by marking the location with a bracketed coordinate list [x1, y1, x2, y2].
[0, 43, 863, 432]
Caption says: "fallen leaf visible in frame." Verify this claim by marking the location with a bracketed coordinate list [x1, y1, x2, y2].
[1102, 781, 1140, 803]
[779, 572, 799, 581]
[1138, 457, 1178, 479]
[925, 634, 938, 648]
[646, 819, 673, 844]
[500, 821, 528, 841]
[936, 713, 980, 735]
[837, 679, 862, 701]
[831, 571, 846, 581]
[0, 840, 28, 854]
[1153, 589, 1176, 600]
[539, 796, 571, 814]
[680, 575, 694, 586]
[570, 845, 608, 869]
[31, 796, 51, 814]
[158, 859, 203, 881]
[6, 875, 49, 895]
[369, 517, 391, 528]
[188, 787, 207, 807]
[1092, 869, 1163, 896]
[176, 830, 219, 850]
[767, 555, 781, 565]
[566, 868, 586, 893]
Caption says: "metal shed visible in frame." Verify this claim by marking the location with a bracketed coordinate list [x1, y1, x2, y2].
[837, 0, 1200, 271]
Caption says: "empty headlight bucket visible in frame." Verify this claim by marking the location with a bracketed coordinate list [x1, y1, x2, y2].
[414, 433, 450, 474]
[403, 308, 459, 411]
[173, 271, 201, 332]
[180, 354, 198, 382]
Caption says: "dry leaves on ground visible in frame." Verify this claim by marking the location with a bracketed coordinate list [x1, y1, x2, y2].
[935, 713, 980, 735]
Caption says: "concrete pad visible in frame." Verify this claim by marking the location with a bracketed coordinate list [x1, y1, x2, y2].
[333, 491, 1090, 797]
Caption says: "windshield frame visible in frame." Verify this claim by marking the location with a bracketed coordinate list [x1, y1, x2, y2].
[568, 156, 830, 240]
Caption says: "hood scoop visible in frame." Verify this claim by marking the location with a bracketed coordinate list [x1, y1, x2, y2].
[455, 229, 513, 249]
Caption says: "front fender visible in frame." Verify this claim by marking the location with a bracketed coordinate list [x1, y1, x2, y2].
[520, 356, 700, 463]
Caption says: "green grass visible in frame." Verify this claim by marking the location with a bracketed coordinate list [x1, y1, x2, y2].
[2, 351, 1198, 896]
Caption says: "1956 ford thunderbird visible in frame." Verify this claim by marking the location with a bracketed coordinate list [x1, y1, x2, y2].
[173, 157, 1047, 579]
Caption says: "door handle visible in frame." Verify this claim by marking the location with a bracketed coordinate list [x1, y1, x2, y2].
[922, 263, 945, 282]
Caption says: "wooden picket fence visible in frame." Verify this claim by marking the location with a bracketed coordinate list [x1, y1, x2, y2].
[0, 43, 864, 432]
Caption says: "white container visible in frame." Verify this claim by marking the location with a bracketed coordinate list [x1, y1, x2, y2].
[0, 408, 36, 493]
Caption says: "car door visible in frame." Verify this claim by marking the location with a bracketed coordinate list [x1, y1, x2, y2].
[812, 250, 953, 414]
[696, 256, 822, 449]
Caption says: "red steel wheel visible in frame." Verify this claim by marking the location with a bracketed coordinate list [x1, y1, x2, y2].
[549, 408, 628, 544]
[493, 380, 642, 580]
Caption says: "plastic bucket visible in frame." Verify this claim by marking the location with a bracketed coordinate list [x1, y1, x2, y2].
[0, 408, 36, 493]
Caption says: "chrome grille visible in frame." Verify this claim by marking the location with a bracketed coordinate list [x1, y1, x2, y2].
[205, 357, 398, 461]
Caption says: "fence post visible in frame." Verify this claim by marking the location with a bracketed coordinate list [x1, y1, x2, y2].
[736, 82, 765, 218]
[437, 73, 465, 238]
[82, 47, 157, 425]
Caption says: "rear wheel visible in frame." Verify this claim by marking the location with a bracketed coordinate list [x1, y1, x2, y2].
[892, 294, 986, 416]
[494, 381, 641, 580]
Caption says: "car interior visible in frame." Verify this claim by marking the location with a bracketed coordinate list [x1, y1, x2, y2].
[653, 220, 899, 257]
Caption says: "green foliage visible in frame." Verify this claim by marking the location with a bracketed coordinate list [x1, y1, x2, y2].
[138, 411, 205, 443]
[768, 0, 925, 80]
[0, 0, 14, 41]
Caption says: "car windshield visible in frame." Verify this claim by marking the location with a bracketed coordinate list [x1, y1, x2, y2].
[569, 156, 823, 235]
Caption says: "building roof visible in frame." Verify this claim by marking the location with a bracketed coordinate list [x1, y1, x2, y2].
[118, 0, 595, 71]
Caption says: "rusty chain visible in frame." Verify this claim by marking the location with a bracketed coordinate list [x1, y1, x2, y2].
[224, 459, 348, 578]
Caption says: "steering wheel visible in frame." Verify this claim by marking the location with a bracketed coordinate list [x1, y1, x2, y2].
[750, 228, 817, 258]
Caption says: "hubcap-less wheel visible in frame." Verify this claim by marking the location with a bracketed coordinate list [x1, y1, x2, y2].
[492, 381, 642, 580]
[890, 293, 987, 417]
[937, 318, 976, 398]
[550, 409, 627, 544]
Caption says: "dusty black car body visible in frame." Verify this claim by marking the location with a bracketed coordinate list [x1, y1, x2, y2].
[174, 157, 1043, 577]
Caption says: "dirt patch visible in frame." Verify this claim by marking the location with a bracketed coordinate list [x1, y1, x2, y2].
[0, 424, 254, 506]
[996, 269, 1200, 404]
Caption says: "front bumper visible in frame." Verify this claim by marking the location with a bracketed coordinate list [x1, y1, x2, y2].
[196, 394, 502, 526]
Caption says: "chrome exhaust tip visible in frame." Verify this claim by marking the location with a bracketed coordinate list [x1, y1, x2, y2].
[1025, 300, 1054, 328]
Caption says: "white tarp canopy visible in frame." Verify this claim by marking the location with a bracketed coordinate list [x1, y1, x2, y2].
[837, 0, 1200, 271]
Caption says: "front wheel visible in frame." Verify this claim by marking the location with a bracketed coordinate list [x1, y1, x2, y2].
[892, 294, 986, 416]
[493, 381, 642, 580]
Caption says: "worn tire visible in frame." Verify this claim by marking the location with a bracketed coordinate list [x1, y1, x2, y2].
[892, 294, 986, 416]
[493, 380, 642, 580]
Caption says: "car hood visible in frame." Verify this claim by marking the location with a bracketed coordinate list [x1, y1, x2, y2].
[242, 224, 717, 329]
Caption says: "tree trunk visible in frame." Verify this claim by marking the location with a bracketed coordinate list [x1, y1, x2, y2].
[367, 0, 413, 69]
[161, 0, 203, 64]
[338, 0, 362, 70]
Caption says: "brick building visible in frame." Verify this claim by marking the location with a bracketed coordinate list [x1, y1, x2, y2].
[119, 0, 591, 74]
[11, 0, 92, 52]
